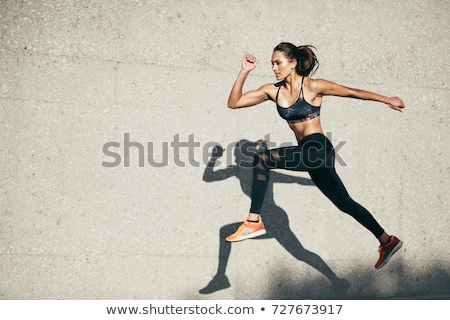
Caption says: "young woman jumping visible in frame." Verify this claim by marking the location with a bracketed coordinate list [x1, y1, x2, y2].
[226, 42, 404, 269]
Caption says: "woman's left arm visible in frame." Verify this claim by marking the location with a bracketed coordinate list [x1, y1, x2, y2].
[312, 79, 405, 112]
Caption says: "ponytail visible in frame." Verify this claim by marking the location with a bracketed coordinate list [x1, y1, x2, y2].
[296, 45, 319, 76]
[274, 42, 319, 76]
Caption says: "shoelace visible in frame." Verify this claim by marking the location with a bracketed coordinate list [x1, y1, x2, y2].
[236, 222, 249, 232]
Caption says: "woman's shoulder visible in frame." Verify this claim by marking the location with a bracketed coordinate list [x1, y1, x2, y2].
[306, 77, 334, 85]
[255, 82, 283, 102]
[258, 81, 283, 90]
[304, 77, 332, 91]
[257, 82, 282, 94]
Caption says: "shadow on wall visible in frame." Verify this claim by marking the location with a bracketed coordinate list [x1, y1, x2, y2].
[197, 139, 450, 299]
[265, 262, 450, 299]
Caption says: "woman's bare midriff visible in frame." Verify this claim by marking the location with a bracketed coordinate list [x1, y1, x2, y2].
[289, 117, 324, 142]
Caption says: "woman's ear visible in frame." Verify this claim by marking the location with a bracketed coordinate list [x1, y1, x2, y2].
[290, 59, 297, 70]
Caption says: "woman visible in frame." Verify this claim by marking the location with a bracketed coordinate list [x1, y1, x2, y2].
[226, 42, 404, 269]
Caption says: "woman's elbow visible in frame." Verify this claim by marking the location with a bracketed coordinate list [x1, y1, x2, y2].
[227, 102, 238, 109]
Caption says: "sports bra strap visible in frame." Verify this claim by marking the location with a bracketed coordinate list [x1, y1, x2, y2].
[275, 85, 281, 104]
[299, 76, 305, 100]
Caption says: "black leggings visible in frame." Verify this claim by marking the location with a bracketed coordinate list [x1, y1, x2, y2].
[250, 133, 384, 238]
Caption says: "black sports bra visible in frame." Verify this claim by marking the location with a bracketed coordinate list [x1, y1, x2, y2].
[275, 77, 321, 124]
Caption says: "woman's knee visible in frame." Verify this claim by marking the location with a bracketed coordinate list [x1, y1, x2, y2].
[253, 151, 273, 171]
[252, 152, 271, 182]
[334, 198, 358, 214]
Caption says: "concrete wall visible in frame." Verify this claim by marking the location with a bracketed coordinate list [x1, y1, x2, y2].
[1, 0, 449, 299]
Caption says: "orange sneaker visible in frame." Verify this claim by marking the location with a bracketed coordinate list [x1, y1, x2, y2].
[226, 219, 267, 242]
[375, 235, 403, 269]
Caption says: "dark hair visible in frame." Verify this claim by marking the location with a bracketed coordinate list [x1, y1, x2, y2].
[274, 42, 319, 76]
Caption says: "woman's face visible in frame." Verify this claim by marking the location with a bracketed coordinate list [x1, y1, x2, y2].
[271, 50, 296, 80]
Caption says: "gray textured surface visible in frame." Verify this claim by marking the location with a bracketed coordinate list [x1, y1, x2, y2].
[1, 0, 449, 299]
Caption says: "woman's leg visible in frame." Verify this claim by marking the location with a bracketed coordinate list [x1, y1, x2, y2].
[227, 138, 326, 242]
[308, 167, 385, 238]
[248, 149, 281, 215]
[227, 135, 402, 267]
[225, 150, 279, 242]
[308, 167, 403, 268]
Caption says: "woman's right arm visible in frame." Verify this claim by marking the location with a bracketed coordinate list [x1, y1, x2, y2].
[227, 54, 270, 109]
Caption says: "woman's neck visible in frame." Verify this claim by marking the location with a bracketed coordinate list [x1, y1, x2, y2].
[284, 73, 303, 91]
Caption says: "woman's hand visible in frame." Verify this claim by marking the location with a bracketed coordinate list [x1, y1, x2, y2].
[241, 54, 259, 72]
[386, 97, 405, 112]
[227, 54, 268, 109]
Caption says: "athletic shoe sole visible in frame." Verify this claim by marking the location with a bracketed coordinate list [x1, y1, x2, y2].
[226, 229, 267, 242]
